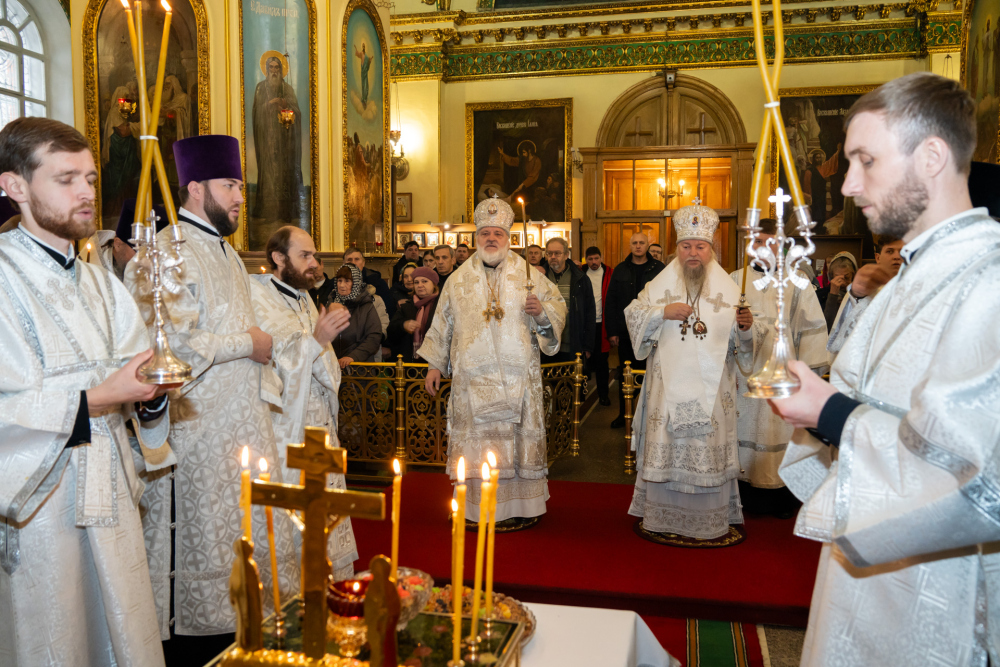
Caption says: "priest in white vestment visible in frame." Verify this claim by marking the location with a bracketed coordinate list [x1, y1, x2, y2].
[250, 226, 358, 579]
[772, 73, 1000, 665]
[0, 118, 173, 667]
[126, 136, 299, 659]
[626, 203, 761, 542]
[728, 218, 829, 517]
[419, 197, 567, 530]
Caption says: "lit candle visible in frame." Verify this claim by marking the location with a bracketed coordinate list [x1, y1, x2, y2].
[258, 458, 281, 616]
[517, 197, 526, 224]
[484, 451, 500, 621]
[390, 458, 402, 581]
[452, 458, 466, 664]
[240, 446, 252, 541]
[469, 462, 492, 639]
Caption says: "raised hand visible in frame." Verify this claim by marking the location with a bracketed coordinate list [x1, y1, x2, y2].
[314, 303, 351, 348]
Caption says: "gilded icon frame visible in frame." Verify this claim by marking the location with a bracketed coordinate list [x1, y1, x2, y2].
[342, 0, 392, 254]
[465, 98, 573, 228]
[82, 0, 211, 228]
[961, 0, 1000, 164]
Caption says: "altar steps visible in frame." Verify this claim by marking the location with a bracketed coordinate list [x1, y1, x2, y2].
[349, 471, 820, 630]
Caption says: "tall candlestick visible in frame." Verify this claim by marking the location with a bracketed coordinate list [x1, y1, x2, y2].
[390, 458, 402, 581]
[469, 462, 492, 639]
[240, 446, 252, 541]
[452, 458, 466, 665]
[484, 452, 500, 620]
[258, 458, 281, 617]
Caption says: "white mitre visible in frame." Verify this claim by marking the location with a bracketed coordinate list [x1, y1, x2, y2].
[673, 200, 720, 243]
[474, 195, 514, 232]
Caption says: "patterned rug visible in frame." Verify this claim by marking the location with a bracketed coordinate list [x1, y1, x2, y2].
[633, 519, 748, 548]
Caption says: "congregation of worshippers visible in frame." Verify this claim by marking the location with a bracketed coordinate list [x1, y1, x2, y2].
[4, 29, 1000, 665]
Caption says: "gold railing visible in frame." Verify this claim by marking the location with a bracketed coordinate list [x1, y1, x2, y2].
[621, 361, 646, 475]
[337, 354, 586, 468]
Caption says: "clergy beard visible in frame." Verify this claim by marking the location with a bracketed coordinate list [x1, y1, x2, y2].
[29, 191, 95, 241]
[276, 257, 318, 291]
[204, 188, 239, 236]
[479, 242, 508, 266]
[683, 261, 707, 297]
[860, 166, 929, 239]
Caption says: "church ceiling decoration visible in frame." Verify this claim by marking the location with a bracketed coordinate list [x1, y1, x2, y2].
[389, 4, 961, 80]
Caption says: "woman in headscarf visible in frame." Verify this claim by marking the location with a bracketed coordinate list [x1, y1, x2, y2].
[391, 262, 417, 308]
[816, 251, 857, 327]
[332, 263, 383, 368]
[386, 267, 439, 363]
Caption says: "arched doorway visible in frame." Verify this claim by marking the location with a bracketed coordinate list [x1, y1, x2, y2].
[580, 71, 755, 270]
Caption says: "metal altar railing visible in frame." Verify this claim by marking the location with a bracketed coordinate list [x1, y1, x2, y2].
[621, 362, 646, 476]
[336, 354, 587, 468]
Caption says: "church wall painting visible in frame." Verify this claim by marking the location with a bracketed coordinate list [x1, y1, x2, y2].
[240, 0, 317, 250]
[770, 87, 879, 244]
[962, 0, 1000, 163]
[465, 98, 572, 228]
[83, 0, 210, 230]
[343, 0, 390, 254]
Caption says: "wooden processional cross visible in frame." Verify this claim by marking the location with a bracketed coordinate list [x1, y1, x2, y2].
[249, 427, 385, 659]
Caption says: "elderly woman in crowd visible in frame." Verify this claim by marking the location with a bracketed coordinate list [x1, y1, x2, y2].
[332, 263, 383, 368]
[387, 267, 440, 363]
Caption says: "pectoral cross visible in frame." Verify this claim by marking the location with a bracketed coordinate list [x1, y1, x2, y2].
[250, 427, 385, 659]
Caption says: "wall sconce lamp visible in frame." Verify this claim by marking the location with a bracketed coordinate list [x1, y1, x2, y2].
[570, 147, 584, 175]
[389, 130, 409, 180]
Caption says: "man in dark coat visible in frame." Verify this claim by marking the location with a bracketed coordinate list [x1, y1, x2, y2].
[542, 237, 594, 363]
[392, 240, 420, 285]
[604, 232, 665, 427]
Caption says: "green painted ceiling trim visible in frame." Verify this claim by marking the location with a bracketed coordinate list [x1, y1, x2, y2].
[390, 15, 958, 80]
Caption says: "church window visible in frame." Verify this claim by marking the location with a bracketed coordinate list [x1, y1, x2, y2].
[0, 0, 46, 129]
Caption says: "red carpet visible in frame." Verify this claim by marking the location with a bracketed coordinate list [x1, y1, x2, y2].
[350, 471, 820, 627]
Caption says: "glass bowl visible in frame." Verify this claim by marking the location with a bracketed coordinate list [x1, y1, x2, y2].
[355, 566, 434, 631]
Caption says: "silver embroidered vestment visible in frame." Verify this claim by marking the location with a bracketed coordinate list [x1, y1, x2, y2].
[249, 275, 358, 579]
[728, 269, 829, 489]
[417, 252, 566, 521]
[779, 210, 1000, 666]
[625, 259, 762, 539]
[0, 229, 169, 667]
[126, 213, 299, 637]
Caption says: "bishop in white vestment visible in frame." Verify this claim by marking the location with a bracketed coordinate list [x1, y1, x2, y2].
[0, 118, 171, 667]
[127, 136, 299, 643]
[626, 203, 761, 541]
[419, 197, 567, 526]
[250, 226, 358, 579]
[728, 219, 829, 495]
[772, 73, 1000, 665]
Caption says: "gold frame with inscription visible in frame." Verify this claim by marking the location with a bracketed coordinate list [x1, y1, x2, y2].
[238, 0, 320, 249]
[82, 0, 211, 226]
[342, 0, 392, 254]
[464, 98, 573, 226]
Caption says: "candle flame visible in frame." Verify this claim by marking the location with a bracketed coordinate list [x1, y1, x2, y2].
[86, 242, 92, 251]
[161, 0, 171, 11]
[352, 581, 360, 593]
[481, 462, 490, 479]
[241, 446, 249, 468]
[486, 451, 497, 468]
[457, 457, 465, 482]
[119, 0, 128, 7]
[260, 266, 266, 273]
[451, 499, 458, 512]
[393, 458, 401, 476]
[258, 458, 267, 473]
[517, 197, 524, 204]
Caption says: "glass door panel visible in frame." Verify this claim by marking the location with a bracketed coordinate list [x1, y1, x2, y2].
[634, 158, 665, 211]
[602, 159, 633, 211]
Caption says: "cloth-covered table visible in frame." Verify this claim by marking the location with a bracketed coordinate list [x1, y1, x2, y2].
[522, 602, 678, 667]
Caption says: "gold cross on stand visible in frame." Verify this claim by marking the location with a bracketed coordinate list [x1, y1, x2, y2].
[250, 427, 385, 660]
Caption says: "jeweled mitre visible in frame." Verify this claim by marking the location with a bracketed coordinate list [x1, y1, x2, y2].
[673, 202, 720, 243]
[474, 196, 514, 233]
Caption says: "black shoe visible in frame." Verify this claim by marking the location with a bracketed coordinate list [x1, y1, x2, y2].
[599, 397, 611, 406]
[610, 416, 625, 428]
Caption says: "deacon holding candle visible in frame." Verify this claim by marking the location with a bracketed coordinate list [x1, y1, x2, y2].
[421, 197, 566, 533]
[126, 134, 300, 664]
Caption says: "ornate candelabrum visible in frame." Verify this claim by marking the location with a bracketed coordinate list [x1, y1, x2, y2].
[738, 0, 817, 399]
[130, 215, 192, 384]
